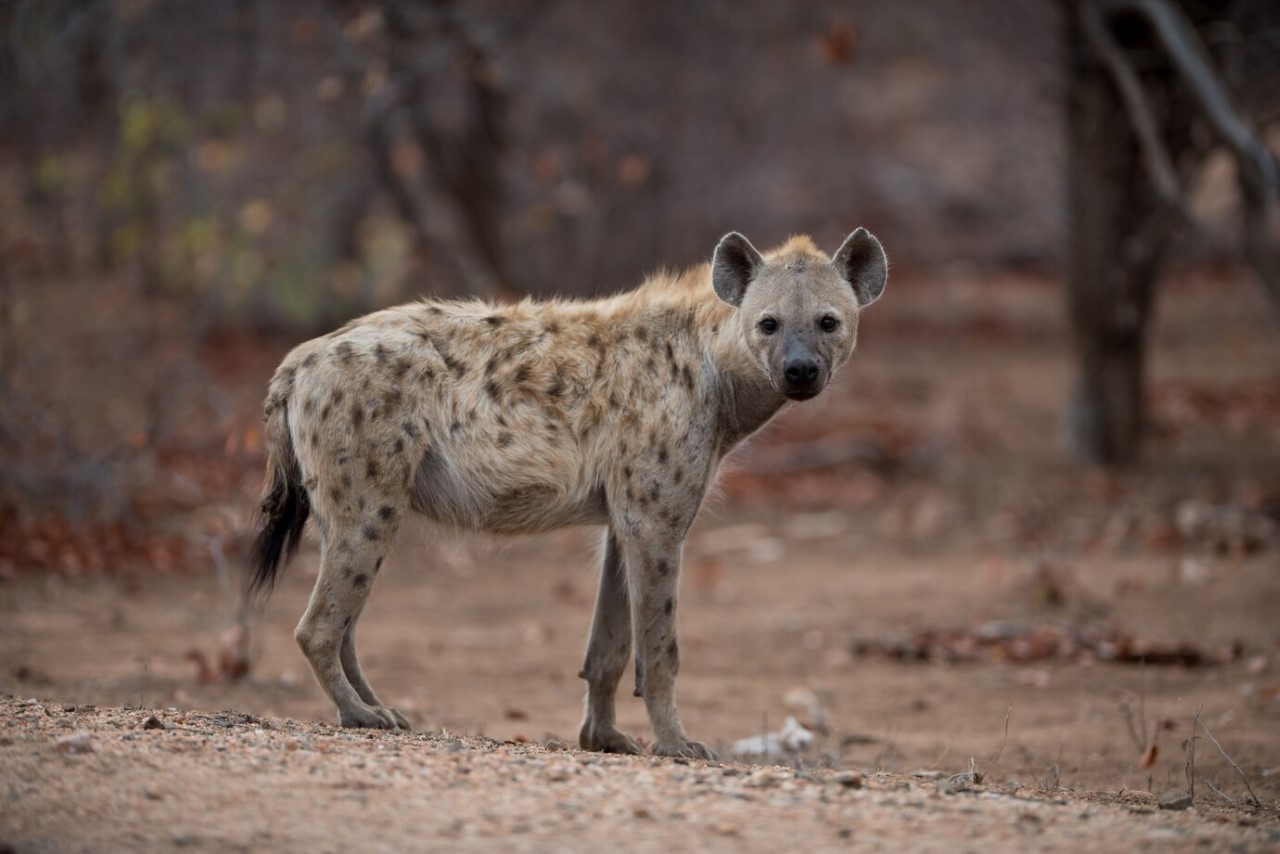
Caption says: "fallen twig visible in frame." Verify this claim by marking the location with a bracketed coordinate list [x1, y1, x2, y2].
[1181, 700, 1261, 806]
[1199, 720, 1261, 807]
[1206, 779, 1236, 804]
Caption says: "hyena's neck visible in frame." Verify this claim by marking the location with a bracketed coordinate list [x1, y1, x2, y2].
[699, 300, 788, 450]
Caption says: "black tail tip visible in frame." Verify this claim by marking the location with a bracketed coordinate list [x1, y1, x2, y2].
[247, 484, 309, 597]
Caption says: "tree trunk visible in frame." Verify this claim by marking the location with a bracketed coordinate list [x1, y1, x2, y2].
[1065, 7, 1171, 466]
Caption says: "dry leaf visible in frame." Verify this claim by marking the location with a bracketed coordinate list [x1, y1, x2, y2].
[1138, 743, 1159, 769]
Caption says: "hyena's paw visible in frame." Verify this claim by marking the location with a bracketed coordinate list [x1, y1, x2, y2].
[383, 706, 411, 730]
[579, 722, 644, 755]
[338, 703, 411, 731]
[652, 737, 718, 761]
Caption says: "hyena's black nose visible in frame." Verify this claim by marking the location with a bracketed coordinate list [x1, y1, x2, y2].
[784, 359, 820, 384]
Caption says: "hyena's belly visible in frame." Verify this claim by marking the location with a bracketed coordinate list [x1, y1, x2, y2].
[409, 445, 608, 534]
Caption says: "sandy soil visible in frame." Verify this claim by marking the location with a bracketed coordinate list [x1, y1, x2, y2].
[2, 267, 1279, 851]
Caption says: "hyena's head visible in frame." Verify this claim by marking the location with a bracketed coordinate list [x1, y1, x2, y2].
[712, 229, 887, 401]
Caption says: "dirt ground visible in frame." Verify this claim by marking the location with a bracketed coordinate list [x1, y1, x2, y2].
[2, 266, 1279, 851]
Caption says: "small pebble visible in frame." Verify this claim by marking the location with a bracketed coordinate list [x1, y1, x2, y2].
[54, 732, 94, 754]
[833, 770, 864, 789]
[1158, 789, 1194, 811]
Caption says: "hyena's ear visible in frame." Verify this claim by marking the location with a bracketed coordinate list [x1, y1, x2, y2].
[712, 232, 765, 308]
[832, 227, 887, 308]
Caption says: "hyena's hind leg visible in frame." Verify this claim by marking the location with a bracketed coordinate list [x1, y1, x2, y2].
[579, 530, 644, 754]
[295, 498, 408, 730]
[340, 605, 409, 729]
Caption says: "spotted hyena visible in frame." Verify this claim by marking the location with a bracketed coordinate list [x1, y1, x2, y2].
[249, 229, 887, 759]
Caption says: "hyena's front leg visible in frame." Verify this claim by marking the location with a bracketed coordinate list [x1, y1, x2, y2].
[579, 530, 644, 754]
[618, 531, 716, 761]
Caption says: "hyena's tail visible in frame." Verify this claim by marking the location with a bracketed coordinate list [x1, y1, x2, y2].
[248, 382, 310, 597]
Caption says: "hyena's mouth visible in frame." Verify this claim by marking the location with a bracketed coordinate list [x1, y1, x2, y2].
[783, 389, 821, 402]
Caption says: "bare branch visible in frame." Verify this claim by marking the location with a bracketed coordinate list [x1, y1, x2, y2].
[1098, 0, 1280, 323]
[1116, 0, 1280, 195]
[1078, 2, 1202, 231]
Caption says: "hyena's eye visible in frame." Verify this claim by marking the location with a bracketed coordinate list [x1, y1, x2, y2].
[758, 317, 778, 335]
[819, 315, 840, 333]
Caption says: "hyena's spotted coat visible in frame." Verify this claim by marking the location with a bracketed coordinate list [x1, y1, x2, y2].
[250, 229, 887, 759]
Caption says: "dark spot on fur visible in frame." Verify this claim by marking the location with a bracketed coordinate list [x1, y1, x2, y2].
[544, 320, 560, 335]
[341, 473, 353, 489]
[623, 465, 633, 480]
[333, 389, 345, 405]
[673, 467, 683, 484]
[497, 432, 513, 448]
[636, 327, 649, 342]
[442, 353, 467, 377]
[664, 598, 673, 616]
[485, 356, 500, 377]
[546, 376, 564, 398]
[351, 402, 364, 429]
[303, 397, 316, 416]
[335, 342, 355, 363]
[495, 413, 507, 428]
[664, 341, 675, 362]
[402, 421, 419, 438]
[587, 333, 602, 351]
[366, 459, 379, 479]
[513, 365, 530, 385]
[667, 639, 678, 660]
[657, 444, 668, 464]
[329, 487, 342, 503]
[362, 524, 380, 541]
[426, 305, 443, 315]
[649, 483, 660, 502]
[301, 353, 318, 369]
[375, 557, 384, 572]
[394, 437, 405, 454]
[353, 573, 369, 587]
[450, 420, 462, 433]
[383, 389, 402, 410]
[483, 315, 504, 326]
[309, 430, 320, 446]
[681, 365, 694, 391]
[393, 358, 412, 379]
[374, 343, 389, 364]
[485, 380, 500, 400]
[321, 403, 332, 421]
[378, 505, 395, 521]
[656, 559, 670, 576]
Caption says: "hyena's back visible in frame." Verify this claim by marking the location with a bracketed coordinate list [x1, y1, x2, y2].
[274, 294, 705, 539]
